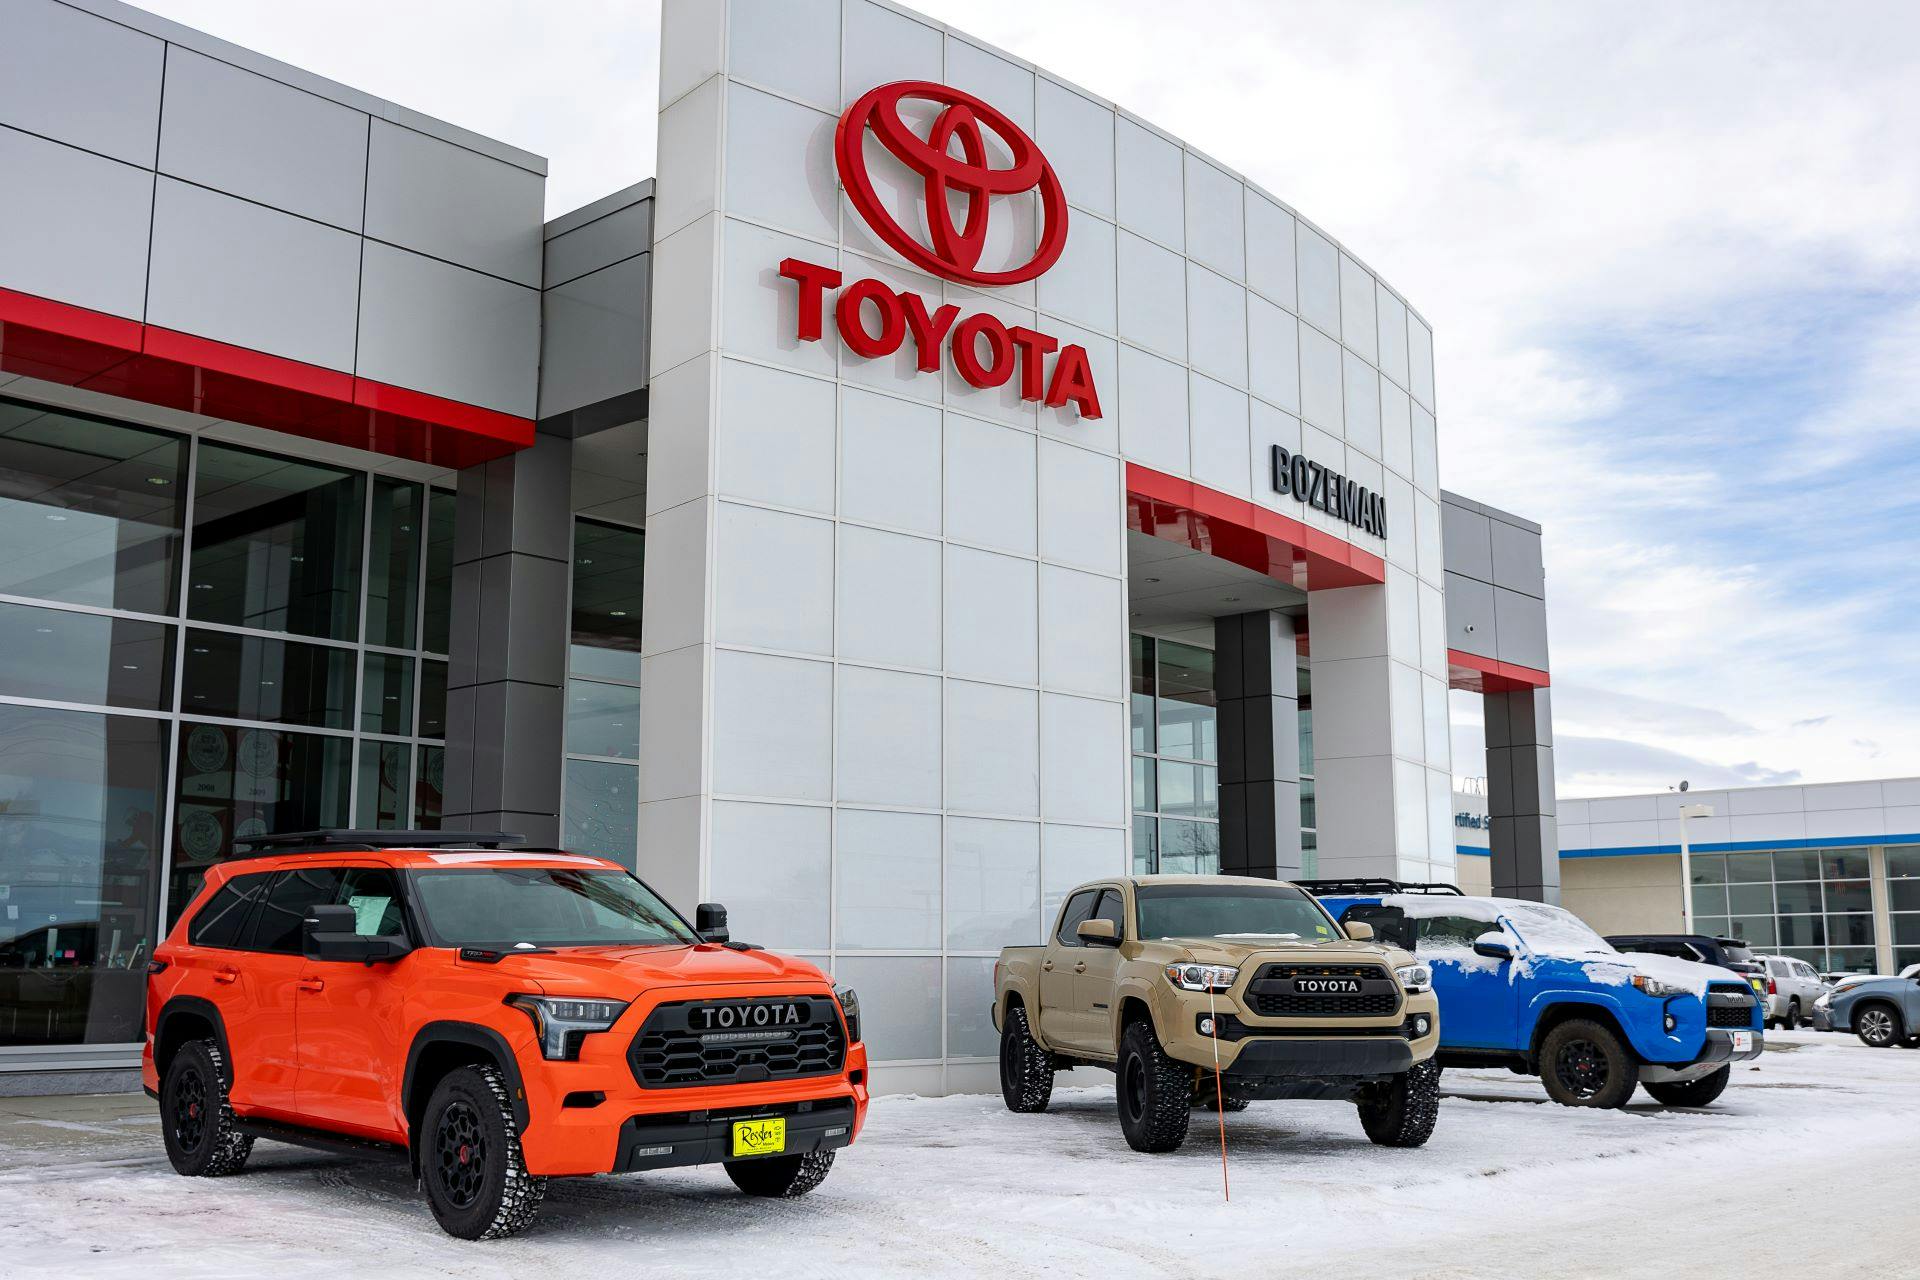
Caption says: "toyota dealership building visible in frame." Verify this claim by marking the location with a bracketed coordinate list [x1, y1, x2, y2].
[0, 0, 1559, 1094]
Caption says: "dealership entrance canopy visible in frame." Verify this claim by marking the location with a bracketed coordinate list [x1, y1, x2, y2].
[0, 0, 1552, 1091]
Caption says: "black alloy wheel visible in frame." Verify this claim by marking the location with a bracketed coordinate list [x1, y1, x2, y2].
[1553, 1037, 1609, 1098]
[158, 1038, 253, 1177]
[435, 1100, 488, 1210]
[170, 1062, 208, 1153]
[1538, 1019, 1636, 1108]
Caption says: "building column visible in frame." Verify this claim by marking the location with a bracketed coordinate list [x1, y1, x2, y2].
[1868, 845, 1894, 973]
[1485, 687, 1558, 902]
[442, 432, 573, 844]
[1216, 611, 1302, 880]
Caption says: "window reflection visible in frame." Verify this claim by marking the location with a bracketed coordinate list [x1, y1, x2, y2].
[188, 442, 364, 640]
[414, 744, 444, 830]
[365, 478, 422, 649]
[360, 653, 414, 736]
[569, 521, 644, 681]
[421, 489, 456, 655]
[356, 740, 409, 829]
[0, 704, 167, 1046]
[563, 759, 637, 863]
[1155, 641, 1216, 763]
[0, 400, 187, 615]
[0, 600, 172, 710]
[181, 629, 356, 729]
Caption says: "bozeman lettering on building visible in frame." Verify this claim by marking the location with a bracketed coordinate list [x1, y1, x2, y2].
[1270, 445, 1387, 538]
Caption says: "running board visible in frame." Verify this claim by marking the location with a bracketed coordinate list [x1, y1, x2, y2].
[234, 1117, 409, 1161]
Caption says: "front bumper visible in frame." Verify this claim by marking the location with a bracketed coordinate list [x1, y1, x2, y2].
[1639, 1028, 1765, 1084]
[1812, 1005, 1834, 1032]
[615, 1097, 858, 1172]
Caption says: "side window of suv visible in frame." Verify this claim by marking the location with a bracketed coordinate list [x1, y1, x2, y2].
[246, 867, 345, 954]
[187, 873, 272, 949]
[1055, 889, 1100, 947]
[1414, 914, 1498, 949]
[337, 867, 406, 938]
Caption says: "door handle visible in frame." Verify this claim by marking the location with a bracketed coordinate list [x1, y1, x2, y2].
[213, 967, 239, 985]
[297, 977, 325, 993]
[1073, 962, 1087, 974]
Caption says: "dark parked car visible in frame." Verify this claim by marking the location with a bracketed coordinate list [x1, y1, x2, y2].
[1606, 935, 1767, 999]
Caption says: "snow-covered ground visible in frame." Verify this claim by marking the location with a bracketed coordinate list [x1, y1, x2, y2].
[3, 1030, 1912, 1278]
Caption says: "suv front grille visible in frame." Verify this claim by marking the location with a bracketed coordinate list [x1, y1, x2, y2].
[1247, 963, 1399, 1018]
[1706, 986, 1757, 1029]
[630, 996, 846, 1089]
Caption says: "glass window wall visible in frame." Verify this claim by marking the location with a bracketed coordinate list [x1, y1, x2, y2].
[0, 396, 453, 1054]
[1689, 847, 1879, 973]
[1129, 636, 1220, 874]
[1890, 846, 1920, 972]
[563, 520, 644, 864]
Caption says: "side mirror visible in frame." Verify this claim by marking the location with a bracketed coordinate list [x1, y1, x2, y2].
[696, 902, 730, 943]
[303, 903, 410, 963]
[1344, 920, 1375, 942]
[1472, 931, 1513, 961]
[1076, 918, 1121, 946]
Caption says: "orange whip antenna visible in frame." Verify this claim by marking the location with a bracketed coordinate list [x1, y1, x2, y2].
[1209, 985, 1229, 1202]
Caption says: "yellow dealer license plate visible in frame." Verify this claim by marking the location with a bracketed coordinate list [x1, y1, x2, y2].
[731, 1118, 786, 1158]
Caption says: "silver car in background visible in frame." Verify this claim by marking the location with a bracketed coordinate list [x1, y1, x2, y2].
[1753, 954, 1826, 1029]
[1814, 964, 1920, 1037]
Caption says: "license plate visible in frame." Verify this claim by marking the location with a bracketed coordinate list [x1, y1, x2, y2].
[731, 1118, 786, 1158]
[1732, 1031, 1753, 1053]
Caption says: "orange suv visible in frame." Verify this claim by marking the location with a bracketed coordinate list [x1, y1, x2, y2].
[142, 831, 869, 1238]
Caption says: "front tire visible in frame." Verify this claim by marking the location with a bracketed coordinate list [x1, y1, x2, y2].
[1358, 1058, 1441, 1147]
[1855, 1003, 1903, 1048]
[998, 1004, 1054, 1113]
[1116, 1019, 1192, 1153]
[725, 1150, 835, 1197]
[420, 1064, 547, 1240]
[1642, 1064, 1730, 1107]
[160, 1039, 253, 1177]
[1538, 1019, 1637, 1108]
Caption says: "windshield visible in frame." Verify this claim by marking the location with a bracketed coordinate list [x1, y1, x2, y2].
[1135, 884, 1341, 942]
[1720, 943, 1756, 965]
[410, 868, 699, 949]
[1501, 902, 1616, 958]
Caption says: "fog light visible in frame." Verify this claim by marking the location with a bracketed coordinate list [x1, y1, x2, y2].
[1413, 1015, 1431, 1037]
[1664, 1014, 1677, 1033]
[1199, 1015, 1218, 1037]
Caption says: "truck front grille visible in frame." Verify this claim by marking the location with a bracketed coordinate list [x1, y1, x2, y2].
[630, 996, 846, 1088]
[1247, 963, 1400, 1018]
[1705, 986, 1757, 1029]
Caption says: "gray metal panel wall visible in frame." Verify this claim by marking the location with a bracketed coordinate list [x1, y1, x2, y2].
[1441, 491, 1550, 672]
[356, 241, 542, 419]
[0, 0, 162, 166]
[537, 185, 655, 423]
[365, 119, 545, 287]
[0, 123, 152, 317]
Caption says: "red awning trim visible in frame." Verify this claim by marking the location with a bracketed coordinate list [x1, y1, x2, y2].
[1447, 647, 1550, 693]
[0, 286, 533, 468]
[1124, 463, 1387, 590]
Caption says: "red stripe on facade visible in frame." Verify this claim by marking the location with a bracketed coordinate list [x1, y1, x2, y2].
[1124, 463, 1387, 590]
[1446, 647, 1550, 692]
[0, 288, 532, 467]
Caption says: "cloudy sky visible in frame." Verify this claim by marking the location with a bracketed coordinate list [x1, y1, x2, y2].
[138, 0, 1920, 798]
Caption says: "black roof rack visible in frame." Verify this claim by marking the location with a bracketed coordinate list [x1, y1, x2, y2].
[1292, 877, 1464, 897]
[230, 830, 528, 856]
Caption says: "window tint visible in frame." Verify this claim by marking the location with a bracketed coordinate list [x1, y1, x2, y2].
[1414, 915, 1500, 948]
[187, 874, 269, 949]
[1055, 889, 1100, 947]
[337, 867, 406, 938]
[409, 868, 697, 948]
[247, 867, 344, 954]
[1091, 889, 1125, 936]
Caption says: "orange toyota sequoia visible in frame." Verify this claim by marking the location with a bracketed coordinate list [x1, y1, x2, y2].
[142, 831, 869, 1239]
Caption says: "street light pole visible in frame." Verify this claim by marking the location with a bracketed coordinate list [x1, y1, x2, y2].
[1678, 802, 1715, 933]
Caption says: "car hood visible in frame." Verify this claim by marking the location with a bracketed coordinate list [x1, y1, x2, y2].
[1155, 935, 1414, 969]
[1575, 950, 1747, 998]
[456, 942, 829, 999]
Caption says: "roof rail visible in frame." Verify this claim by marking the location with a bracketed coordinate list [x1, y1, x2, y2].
[230, 830, 528, 856]
[1292, 877, 1464, 897]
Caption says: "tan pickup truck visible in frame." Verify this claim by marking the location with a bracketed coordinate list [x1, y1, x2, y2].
[993, 875, 1442, 1152]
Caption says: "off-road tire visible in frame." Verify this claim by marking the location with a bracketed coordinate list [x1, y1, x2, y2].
[160, 1038, 254, 1176]
[1641, 1064, 1730, 1107]
[725, 1150, 835, 1197]
[1358, 1058, 1441, 1147]
[1539, 1019, 1637, 1108]
[1855, 1002, 1903, 1049]
[998, 1004, 1054, 1113]
[420, 1064, 547, 1240]
[1117, 1019, 1191, 1153]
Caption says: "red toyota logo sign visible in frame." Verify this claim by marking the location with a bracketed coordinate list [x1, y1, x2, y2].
[836, 80, 1068, 287]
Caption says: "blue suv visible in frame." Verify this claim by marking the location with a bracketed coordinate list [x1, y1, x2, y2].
[1299, 880, 1765, 1109]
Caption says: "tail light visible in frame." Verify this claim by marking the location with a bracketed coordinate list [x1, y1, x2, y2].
[1766, 977, 1776, 995]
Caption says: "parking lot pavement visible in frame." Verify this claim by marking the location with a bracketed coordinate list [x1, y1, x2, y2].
[3, 1030, 1913, 1279]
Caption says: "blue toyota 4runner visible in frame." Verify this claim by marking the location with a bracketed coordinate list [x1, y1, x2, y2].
[1300, 881, 1764, 1109]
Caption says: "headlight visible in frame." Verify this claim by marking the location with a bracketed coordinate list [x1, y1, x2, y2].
[1164, 963, 1238, 993]
[1631, 974, 1689, 999]
[1395, 963, 1432, 993]
[834, 984, 862, 1042]
[1814, 993, 1831, 1009]
[505, 994, 629, 1060]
